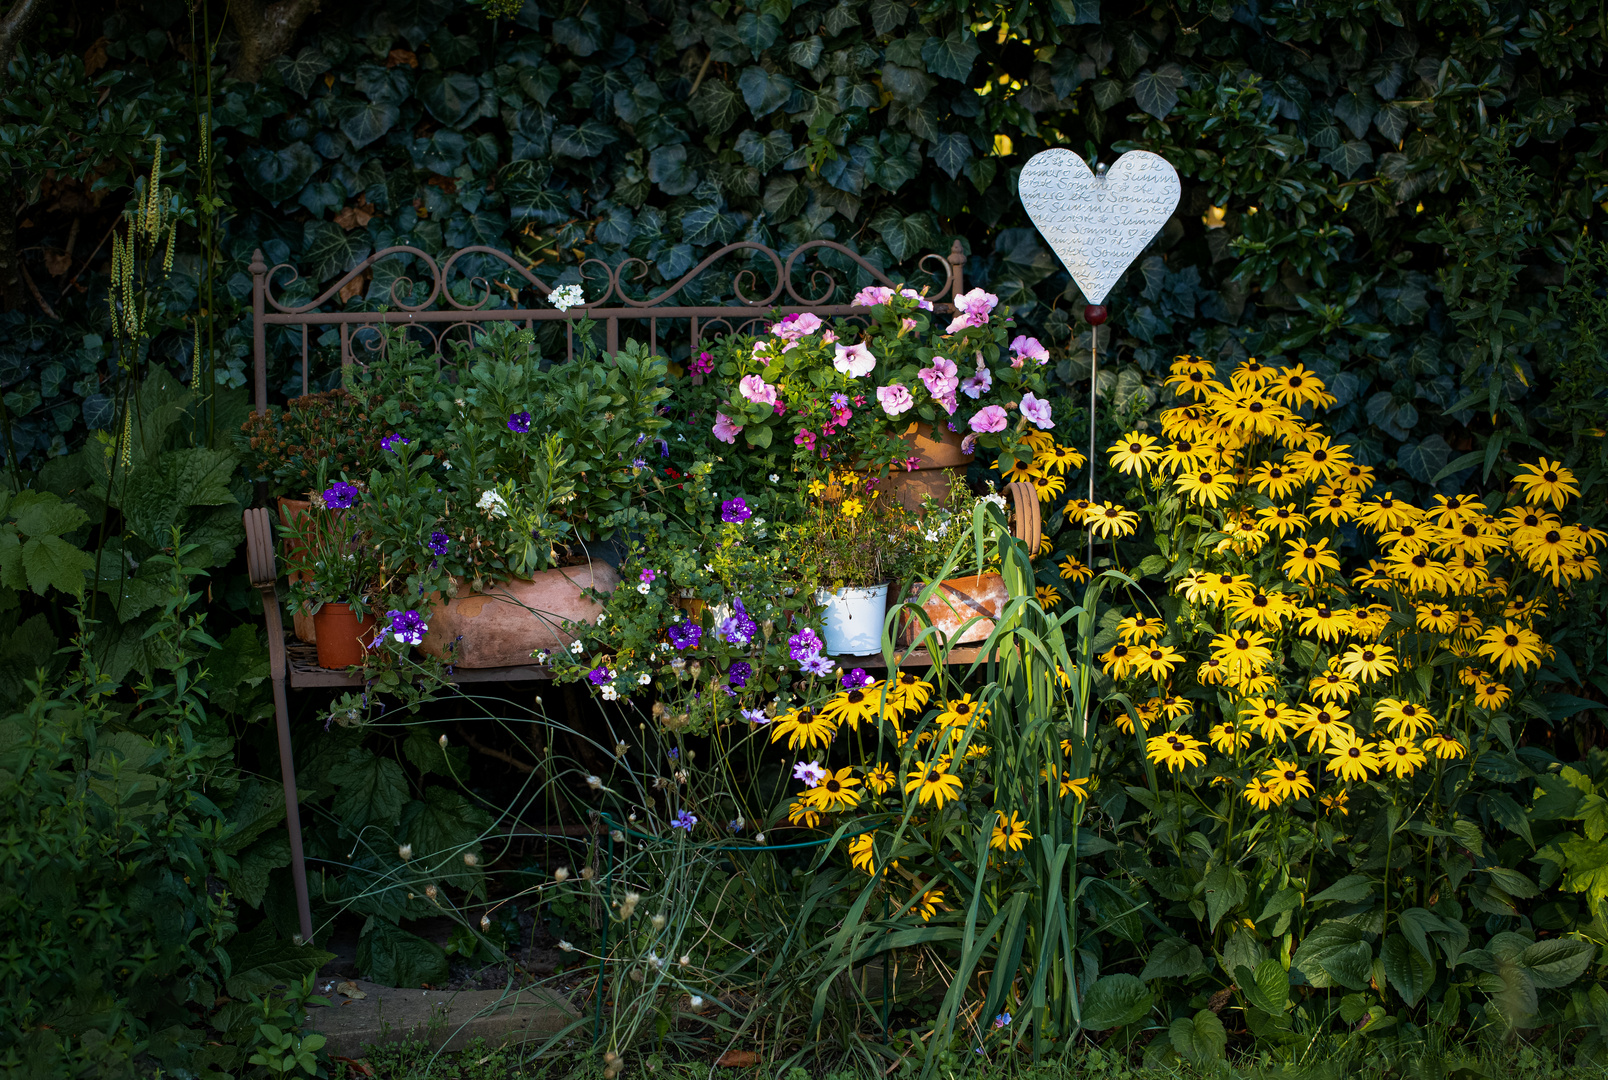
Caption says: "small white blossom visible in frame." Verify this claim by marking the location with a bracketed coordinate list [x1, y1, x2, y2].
[586, 774, 602, 789]
[689, 995, 705, 1010]
[550, 282, 586, 311]
[769, 474, 779, 482]
[570, 640, 585, 654]
[637, 582, 651, 594]
[535, 651, 548, 663]
[638, 672, 652, 685]
[601, 685, 620, 701]
[981, 493, 1007, 510]
[596, 613, 608, 625]
[754, 832, 766, 843]
[558, 939, 574, 952]
[554, 866, 570, 881]
[476, 489, 508, 517]
[463, 852, 478, 866]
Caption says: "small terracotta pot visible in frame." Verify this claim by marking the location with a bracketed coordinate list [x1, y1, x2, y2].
[900, 572, 1008, 646]
[278, 497, 317, 644]
[312, 602, 376, 668]
[852, 422, 975, 513]
[419, 563, 622, 668]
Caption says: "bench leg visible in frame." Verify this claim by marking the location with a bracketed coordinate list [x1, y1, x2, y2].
[272, 670, 316, 945]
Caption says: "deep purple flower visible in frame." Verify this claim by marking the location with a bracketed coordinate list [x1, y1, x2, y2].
[508, 411, 532, 433]
[830, 392, 849, 409]
[841, 667, 870, 690]
[729, 818, 744, 831]
[788, 628, 824, 662]
[800, 653, 834, 676]
[667, 747, 679, 760]
[667, 622, 702, 650]
[323, 481, 360, 509]
[717, 599, 758, 647]
[720, 497, 752, 524]
[587, 666, 610, 685]
[428, 531, 450, 556]
[672, 810, 698, 832]
[385, 609, 428, 646]
[381, 433, 410, 453]
[639, 568, 657, 583]
[659, 439, 670, 457]
[727, 660, 752, 688]
[632, 457, 648, 469]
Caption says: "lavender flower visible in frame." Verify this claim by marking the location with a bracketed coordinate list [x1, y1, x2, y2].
[717, 599, 758, 647]
[720, 497, 752, 524]
[381, 433, 410, 453]
[740, 707, 769, 724]
[667, 622, 702, 650]
[788, 628, 824, 662]
[323, 481, 360, 509]
[672, 810, 697, 832]
[428, 531, 450, 556]
[385, 609, 428, 646]
[841, 667, 870, 690]
[667, 747, 679, 760]
[800, 653, 834, 677]
[727, 660, 752, 688]
[508, 411, 532, 433]
[792, 761, 828, 787]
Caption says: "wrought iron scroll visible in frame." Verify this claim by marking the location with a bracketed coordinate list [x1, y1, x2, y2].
[251, 240, 968, 414]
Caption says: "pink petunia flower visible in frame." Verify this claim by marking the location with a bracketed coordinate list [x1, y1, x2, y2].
[833, 342, 877, 378]
[1019, 392, 1054, 429]
[739, 374, 777, 406]
[1009, 335, 1049, 367]
[713, 413, 743, 444]
[969, 405, 1008, 433]
[960, 362, 993, 400]
[876, 384, 914, 416]
[771, 312, 822, 340]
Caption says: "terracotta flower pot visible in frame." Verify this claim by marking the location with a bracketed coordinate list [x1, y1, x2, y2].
[278, 497, 317, 644]
[312, 602, 376, 669]
[900, 572, 1008, 647]
[881, 422, 974, 513]
[419, 563, 622, 668]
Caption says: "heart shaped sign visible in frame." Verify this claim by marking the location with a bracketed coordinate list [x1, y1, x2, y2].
[1019, 149, 1181, 306]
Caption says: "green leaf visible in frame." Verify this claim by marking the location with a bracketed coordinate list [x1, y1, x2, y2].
[1169, 1009, 1227, 1067]
[303, 220, 373, 283]
[340, 99, 401, 150]
[552, 119, 620, 159]
[1309, 874, 1374, 907]
[276, 46, 331, 97]
[20, 535, 92, 599]
[1291, 919, 1369, 989]
[1132, 64, 1183, 119]
[922, 30, 980, 82]
[1398, 435, 1453, 484]
[225, 924, 335, 998]
[1518, 937, 1595, 989]
[1382, 934, 1434, 1005]
[242, 142, 322, 205]
[681, 204, 738, 247]
[1079, 972, 1153, 1030]
[648, 144, 699, 196]
[228, 834, 292, 909]
[867, 206, 934, 261]
[417, 71, 481, 126]
[327, 748, 408, 832]
[737, 65, 793, 117]
[744, 423, 773, 449]
[1203, 863, 1246, 930]
[402, 729, 467, 778]
[1320, 941, 1375, 991]
[9, 490, 88, 538]
[401, 787, 491, 892]
[1236, 958, 1290, 1014]
[1140, 937, 1203, 981]
[930, 131, 973, 180]
[1320, 139, 1374, 179]
[357, 917, 449, 988]
[867, 0, 909, 35]
[689, 79, 742, 134]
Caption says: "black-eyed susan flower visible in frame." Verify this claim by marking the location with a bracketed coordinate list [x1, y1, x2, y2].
[1339, 643, 1399, 683]
[818, 688, 883, 729]
[1377, 737, 1427, 779]
[1282, 536, 1342, 584]
[1308, 662, 1360, 703]
[1100, 642, 1137, 679]
[1325, 735, 1380, 782]
[1502, 504, 1559, 537]
[1244, 777, 1281, 810]
[1211, 629, 1275, 671]
[1295, 703, 1354, 751]
[1164, 364, 1225, 399]
[1113, 705, 1150, 734]
[1264, 760, 1315, 801]
[1257, 504, 1309, 537]
[935, 693, 989, 729]
[1175, 468, 1235, 506]
[1476, 620, 1543, 672]
[1297, 604, 1353, 642]
[1338, 462, 1376, 492]
[1216, 516, 1269, 554]
[788, 799, 824, 828]
[1356, 492, 1419, 533]
[1229, 589, 1299, 629]
[1267, 363, 1333, 409]
[1243, 697, 1298, 742]
[1351, 559, 1395, 592]
[1386, 548, 1450, 593]
[1063, 774, 1090, 801]
[1421, 733, 1467, 759]
[888, 671, 933, 713]
[1473, 680, 1510, 709]
[1415, 602, 1460, 634]
[1229, 671, 1280, 697]
[1145, 730, 1208, 772]
[1117, 613, 1165, 643]
[1562, 548, 1601, 583]
[1036, 583, 1062, 608]
[1084, 501, 1140, 539]
[770, 707, 839, 751]
[1160, 436, 1208, 474]
[1033, 472, 1067, 501]
[1320, 789, 1350, 816]
[904, 763, 964, 807]
[994, 457, 1041, 484]
[1036, 443, 1087, 475]
[1288, 436, 1353, 483]
[864, 762, 896, 794]
[1307, 485, 1359, 525]
[1209, 720, 1253, 753]
[1375, 698, 1435, 739]
[1229, 356, 1278, 391]
[1107, 431, 1164, 474]
[1248, 461, 1301, 499]
[1133, 644, 1186, 681]
[847, 833, 877, 874]
[990, 810, 1033, 852]
[1154, 695, 1193, 721]
[1221, 392, 1291, 437]
[913, 887, 945, 921]
[1058, 555, 1091, 582]
[803, 767, 863, 811]
[1513, 457, 1580, 508]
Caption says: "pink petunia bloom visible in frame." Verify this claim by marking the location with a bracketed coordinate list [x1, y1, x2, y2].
[794, 428, 817, 449]
[689, 351, 714, 375]
[969, 405, 1008, 433]
[960, 362, 993, 400]
[833, 342, 877, 378]
[903, 455, 922, 471]
[876, 383, 914, 416]
[946, 287, 1000, 332]
[771, 312, 822, 340]
[713, 413, 743, 444]
[1019, 392, 1054, 429]
[901, 318, 918, 332]
[739, 374, 777, 406]
[822, 329, 838, 344]
[1009, 335, 1050, 367]
[773, 401, 788, 415]
[852, 285, 893, 306]
[918, 358, 958, 401]
[830, 405, 852, 426]
[899, 287, 935, 311]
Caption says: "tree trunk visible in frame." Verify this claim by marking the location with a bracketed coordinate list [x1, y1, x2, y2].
[229, 0, 324, 83]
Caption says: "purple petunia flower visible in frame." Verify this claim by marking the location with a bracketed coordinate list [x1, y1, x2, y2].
[800, 653, 834, 676]
[727, 660, 752, 688]
[323, 481, 360, 509]
[672, 810, 698, 832]
[428, 531, 450, 556]
[740, 707, 769, 724]
[720, 497, 752, 524]
[788, 628, 823, 662]
[587, 666, 610, 685]
[717, 599, 758, 647]
[385, 608, 428, 646]
[508, 411, 532, 433]
[381, 433, 410, 453]
[667, 622, 702, 650]
[841, 667, 870, 690]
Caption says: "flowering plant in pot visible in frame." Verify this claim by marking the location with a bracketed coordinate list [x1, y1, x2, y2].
[898, 484, 1016, 648]
[705, 286, 1058, 488]
[280, 478, 382, 668]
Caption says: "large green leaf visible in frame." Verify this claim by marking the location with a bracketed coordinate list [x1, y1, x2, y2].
[1382, 934, 1435, 1005]
[1291, 919, 1370, 988]
[1169, 1009, 1227, 1068]
[417, 70, 481, 126]
[303, 220, 373, 282]
[1203, 863, 1246, 930]
[241, 142, 321, 205]
[922, 30, 980, 82]
[339, 99, 400, 150]
[737, 66, 793, 117]
[552, 119, 619, 159]
[327, 748, 409, 832]
[1235, 958, 1290, 1014]
[1132, 64, 1183, 120]
[356, 917, 448, 988]
[225, 924, 335, 997]
[276, 46, 331, 97]
[1140, 937, 1203, 982]
[401, 787, 490, 892]
[930, 131, 973, 179]
[1518, 937, 1596, 989]
[1079, 972, 1152, 1030]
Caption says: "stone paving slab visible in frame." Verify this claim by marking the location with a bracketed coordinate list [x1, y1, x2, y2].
[308, 979, 583, 1058]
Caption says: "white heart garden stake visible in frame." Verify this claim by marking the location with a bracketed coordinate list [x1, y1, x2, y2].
[1018, 148, 1181, 305]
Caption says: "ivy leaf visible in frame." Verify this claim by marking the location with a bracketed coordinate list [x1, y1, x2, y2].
[552, 119, 620, 158]
[1375, 103, 1409, 143]
[689, 80, 742, 134]
[1333, 85, 1378, 140]
[734, 12, 782, 58]
[340, 99, 400, 151]
[517, 64, 562, 106]
[327, 748, 408, 832]
[354, 63, 410, 105]
[763, 175, 806, 218]
[241, 142, 321, 205]
[1320, 139, 1374, 179]
[868, 0, 910, 35]
[930, 131, 973, 179]
[922, 30, 980, 82]
[1079, 973, 1152, 1030]
[1132, 64, 1183, 120]
[787, 35, 824, 68]
[276, 45, 331, 97]
[823, 0, 857, 35]
[734, 128, 792, 171]
[648, 144, 699, 196]
[446, 210, 509, 249]
[552, 11, 603, 57]
[881, 63, 934, 105]
[681, 204, 738, 247]
[1092, 77, 1126, 110]
[304, 220, 373, 282]
[417, 70, 481, 127]
[867, 206, 934, 261]
[738, 66, 794, 117]
[1397, 435, 1451, 483]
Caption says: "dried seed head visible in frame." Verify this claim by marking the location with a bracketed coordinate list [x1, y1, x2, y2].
[480, 914, 491, 931]
[425, 885, 438, 900]
[554, 866, 570, 882]
[463, 852, 478, 867]
[586, 775, 602, 789]
[398, 844, 413, 861]
[580, 866, 595, 881]
[650, 913, 667, 931]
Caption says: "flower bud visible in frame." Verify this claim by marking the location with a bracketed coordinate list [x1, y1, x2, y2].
[625, 891, 641, 906]
[651, 913, 667, 931]
[603, 1052, 619, 1066]
[425, 884, 438, 900]
[439, 734, 448, 748]
[689, 995, 705, 1010]
[463, 852, 478, 866]
[398, 844, 413, 861]
[628, 968, 644, 983]
[554, 866, 570, 882]
[559, 939, 574, 952]
[586, 775, 602, 789]
[580, 866, 595, 881]
[611, 830, 625, 842]
[754, 833, 766, 843]
[480, 914, 491, 931]
[678, 954, 690, 968]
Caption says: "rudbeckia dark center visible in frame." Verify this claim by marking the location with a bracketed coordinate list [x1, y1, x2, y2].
[1544, 470, 1558, 482]
[1546, 530, 1561, 543]
[926, 771, 940, 783]
[1362, 651, 1376, 661]
[1348, 748, 1361, 758]
[1284, 770, 1298, 781]
[1200, 472, 1214, 483]
[1129, 443, 1142, 453]
[1303, 547, 1317, 558]
[1289, 376, 1304, 387]
[848, 691, 864, 703]
[1505, 634, 1519, 647]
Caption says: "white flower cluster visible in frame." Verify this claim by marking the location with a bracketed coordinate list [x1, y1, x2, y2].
[549, 283, 585, 311]
[477, 489, 508, 517]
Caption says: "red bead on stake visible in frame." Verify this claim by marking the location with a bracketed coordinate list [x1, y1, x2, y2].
[1084, 304, 1108, 326]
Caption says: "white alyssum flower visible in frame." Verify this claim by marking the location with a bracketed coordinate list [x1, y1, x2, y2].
[596, 612, 608, 625]
[477, 489, 508, 517]
[549, 282, 586, 311]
